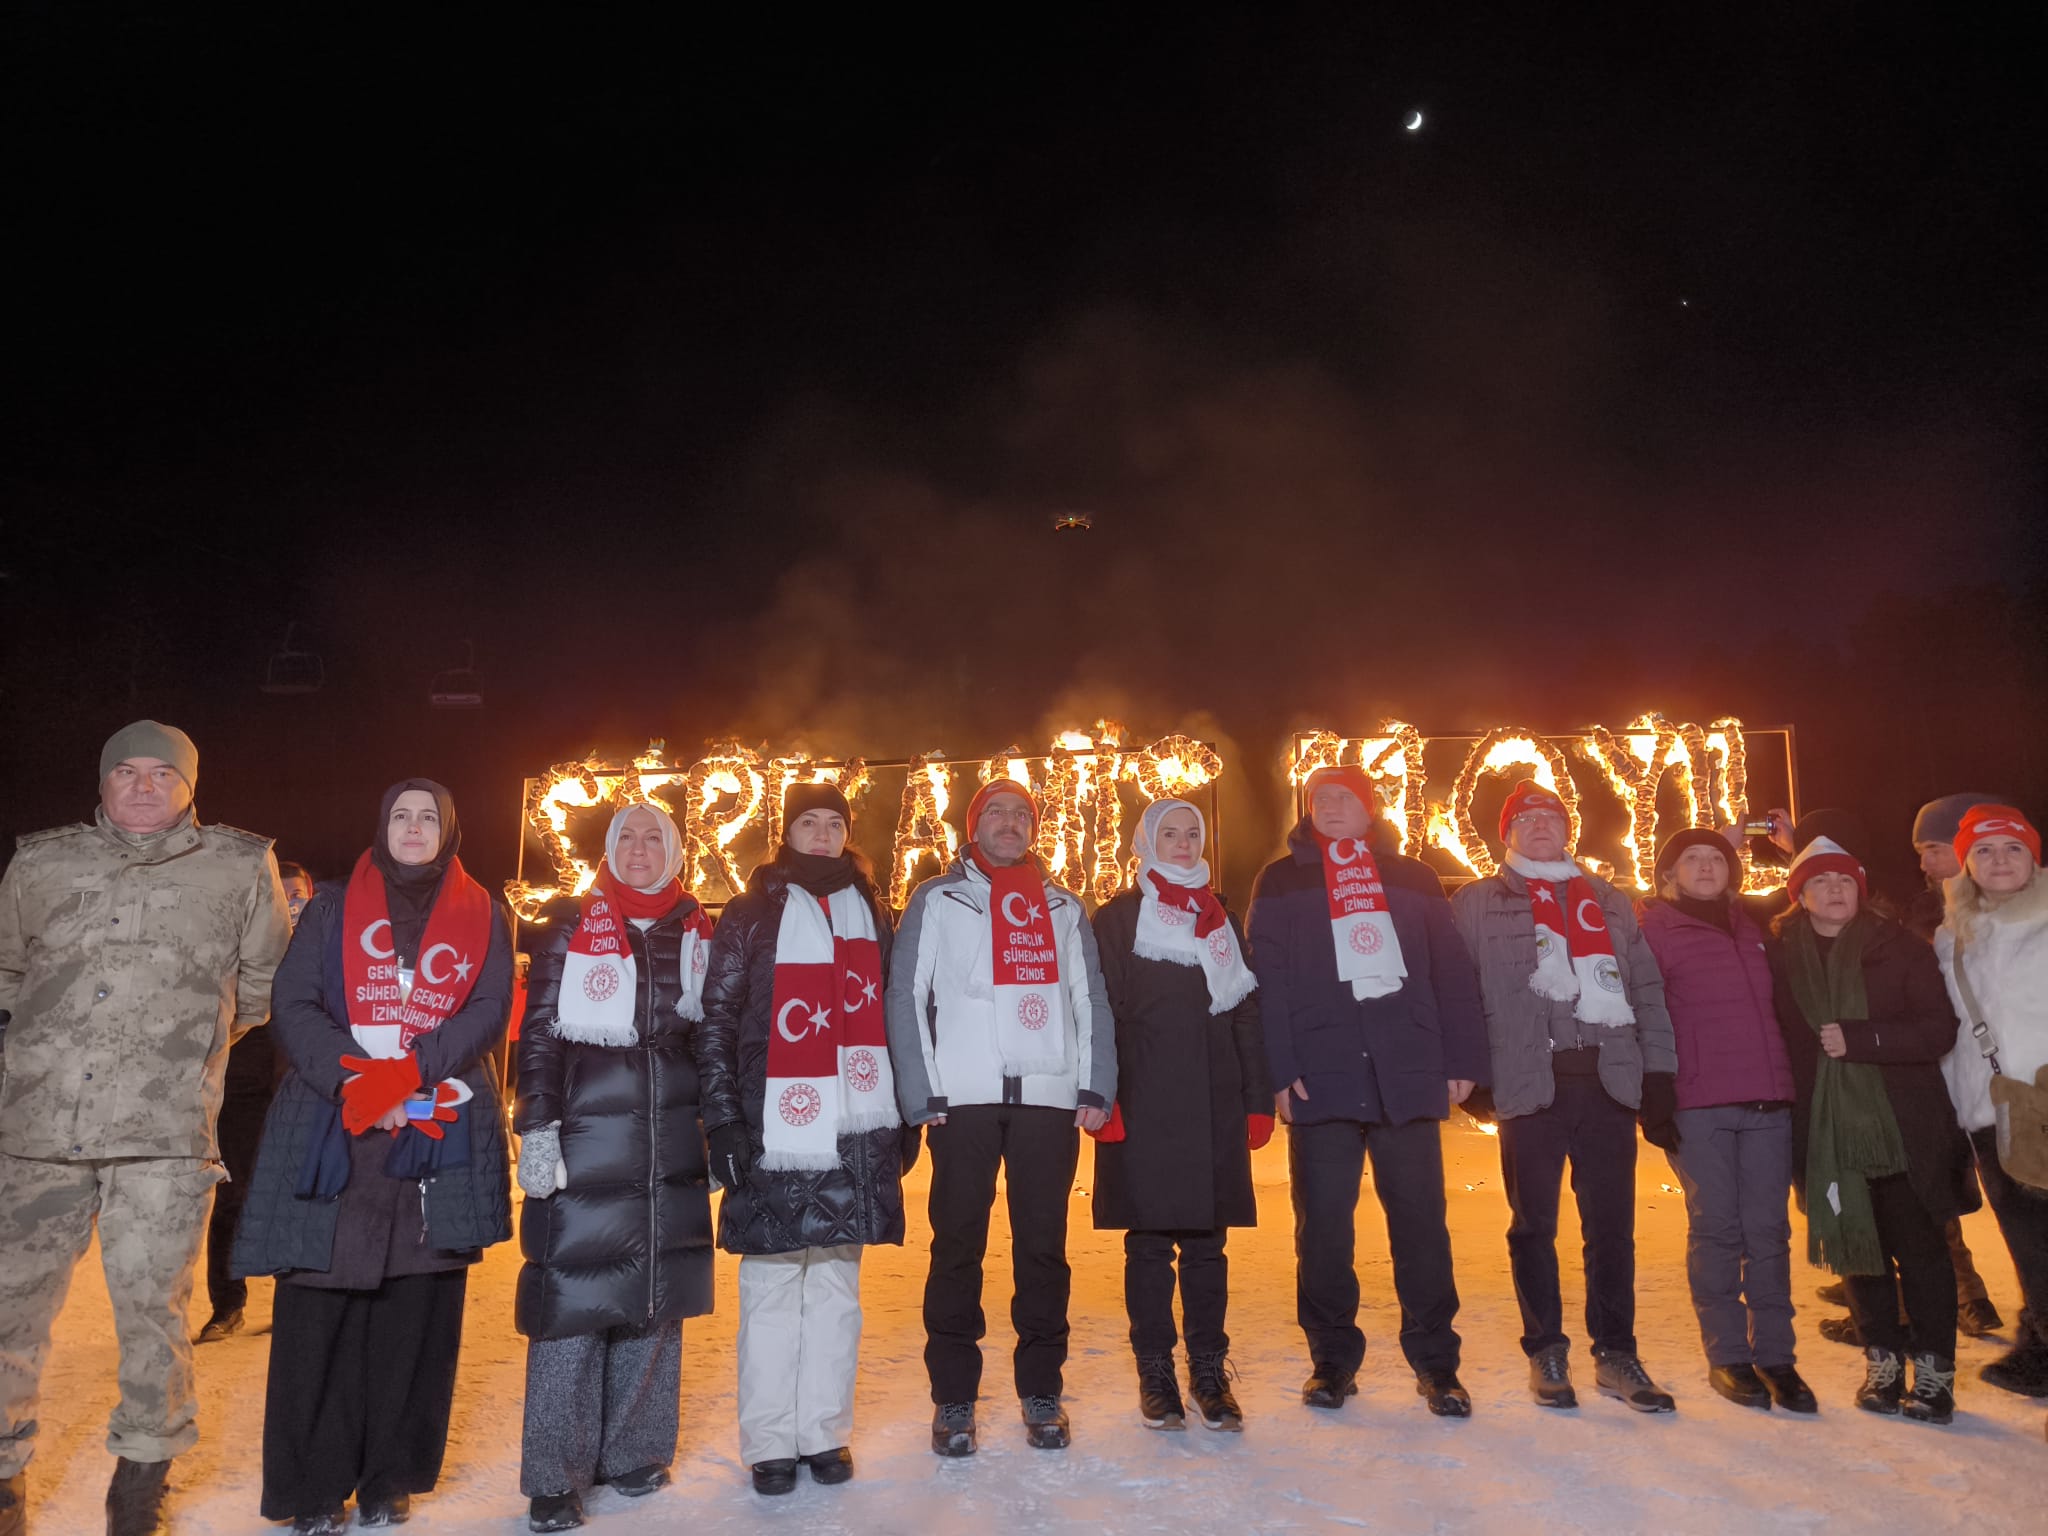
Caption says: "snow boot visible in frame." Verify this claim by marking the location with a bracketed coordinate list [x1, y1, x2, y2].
[750, 1459, 799, 1496]
[195, 1307, 244, 1344]
[1817, 1314, 1861, 1346]
[106, 1456, 170, 1536]
[1903, 1354, 1956, 1425]
[1756, 1364, 1819, 1414]
[359, 1492, 411, 1526]
[1979, 1341, 2048, 1398]
[1957, 1296, 2003, 1338]
[1300, 1364, 1357, 1410]
[931, 1402, 977, 1457]
[1855, 1347, 1905, 1414]
[1021, 1394, 1071, 1450]
[1708, 1363, 1771, 1410]
[1415, 1369, 1471, 1418]
[1, 1473, 25, 1536]
[292, 1514, 348, 1536]
[608, 1464, 669, 1497]
[527, 1491, 584, 1533]
[802, 1447, 854, 1484]
[1136, 1354, 1186, 1430]
[1529, 1344, 1577, 1409]
[1815, 1279, 1848, 1306]
[1593, 1350, 1676, 1413]
[1188, 1350, 1244, 1431]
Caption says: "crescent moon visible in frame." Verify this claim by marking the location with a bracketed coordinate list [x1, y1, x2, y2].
[419, 943, 459, 986]
[1575, 898, 1605, 932]
[842, 971, 866, 1013]
[1405, 110, 1424, 132]
[776, 998, 812, 1043]
[1001, 890, 1033, 928]
[358, 918, 394, 960]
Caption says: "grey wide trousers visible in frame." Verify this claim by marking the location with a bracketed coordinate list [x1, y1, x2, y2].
[520, 1319, 682, 1497]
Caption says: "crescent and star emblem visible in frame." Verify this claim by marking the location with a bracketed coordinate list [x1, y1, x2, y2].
[776, 999, 812, 1043]
[419, 942, 459, 986]
[1575, 898, 1605, 932]
[1000, 890, 1043, 927]
[358, 918, 395, 959]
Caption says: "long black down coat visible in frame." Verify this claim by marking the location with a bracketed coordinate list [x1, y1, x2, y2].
[1089, 890, 1273, 1231]
[1769, 911, 1980, 1228]
[513, 892, 716, 1340]
[693, 862, 910, 1255]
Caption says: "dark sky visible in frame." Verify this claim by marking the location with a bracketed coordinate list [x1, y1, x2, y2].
[4, 5, 2042, 894]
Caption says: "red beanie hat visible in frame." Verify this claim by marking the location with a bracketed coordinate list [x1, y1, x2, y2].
[1786, 835, 1868, 901]
[966, 780, 1037, 843]
[1302, 765, 1377, 819]
[1498, 780, 1568, 842]
[1954, 803, 2041, 868]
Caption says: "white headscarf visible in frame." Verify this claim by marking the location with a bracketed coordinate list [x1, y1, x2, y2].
[1131, 798, 1257, 1014]
[605, 803, 686, 898]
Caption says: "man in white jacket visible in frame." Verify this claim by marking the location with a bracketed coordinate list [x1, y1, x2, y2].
[885, 781, 1115, 1457]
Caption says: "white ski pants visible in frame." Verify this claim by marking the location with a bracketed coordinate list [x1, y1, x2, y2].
[735, 1244, 864, 1463]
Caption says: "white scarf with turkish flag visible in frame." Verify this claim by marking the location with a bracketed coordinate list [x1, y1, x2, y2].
[1507, 853, 1636, 1027]
[1315, 833, 1407, 999]
[761, 884, 896, 1171]
[976, 851, 1068, 1079]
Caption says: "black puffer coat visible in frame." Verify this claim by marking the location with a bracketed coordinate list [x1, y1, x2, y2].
[1090, 891, 1272, 1230]
[513, 892, 716, 1341]
[694, 862, 910, 1255]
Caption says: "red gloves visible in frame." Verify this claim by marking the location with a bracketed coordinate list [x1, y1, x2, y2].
[404, 1082, 464, 1140]
[1247, 1113, 1275, 1151]
[339, 1053, 423, 1134]
[1087, 1103, 1127, 1143]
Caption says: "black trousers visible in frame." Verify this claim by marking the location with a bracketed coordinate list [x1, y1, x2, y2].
[1288, 1115, 1461, 1374]
[923, 1103, 1079, 1403]
[1972, 1127, 2048, 1350]
[206, 1090, 272, 1314]
[1124, 1230, 1228, 1358]
[260, 1271, 468, 1520]
[1498, 1075, 1639, 1357]
[1843, 1173, 1958, 1358]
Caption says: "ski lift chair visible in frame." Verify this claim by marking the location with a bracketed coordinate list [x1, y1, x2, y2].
[260, 624, 324, 695]
[430, 640, 484, 709]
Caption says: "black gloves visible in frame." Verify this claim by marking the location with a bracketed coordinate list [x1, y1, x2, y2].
[900, 1124, 923, 1176]
[708, 1122, 754, 1190]
[1639, 1071, 1681, 1151]
[1460, 1085, 1498, 1126]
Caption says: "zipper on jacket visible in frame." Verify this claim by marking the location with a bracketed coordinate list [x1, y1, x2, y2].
[643, 924, 659, 1320]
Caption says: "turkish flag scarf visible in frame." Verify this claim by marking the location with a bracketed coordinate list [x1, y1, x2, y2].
[973, 848, 1068, 1079]
[1313, 833, 1407, 1000]
[761, 883, 896, 1171]
[1508, 854, 1636, 1027]
[341, 849, 494, 1057]
[555, 864, 713, 1046]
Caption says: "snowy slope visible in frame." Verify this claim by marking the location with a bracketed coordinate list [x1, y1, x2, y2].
[25, 1119, 2045, 1533]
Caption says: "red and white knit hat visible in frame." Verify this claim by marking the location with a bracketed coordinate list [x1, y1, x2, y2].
[1786, 835, 1867, 900]
[1303, 765, 1378, 818]
[1954, 803, 2041, 867]
[966, 780, 1038, 842]
[1498, 780, 1568, 842]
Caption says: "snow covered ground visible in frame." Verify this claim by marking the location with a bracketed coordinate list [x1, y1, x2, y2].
[26, 1120, 2045, 1534]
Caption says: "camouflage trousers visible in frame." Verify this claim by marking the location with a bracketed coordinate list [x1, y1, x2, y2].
[0, 1152, 223, 1477]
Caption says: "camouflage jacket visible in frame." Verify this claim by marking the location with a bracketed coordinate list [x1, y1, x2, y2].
[0, 808, 292, 1160]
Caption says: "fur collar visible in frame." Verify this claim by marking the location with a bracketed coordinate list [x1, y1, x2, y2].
[1945, 868, 2048, 942]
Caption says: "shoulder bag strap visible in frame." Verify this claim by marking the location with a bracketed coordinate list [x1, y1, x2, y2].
[1950, 925, 2004, 1076]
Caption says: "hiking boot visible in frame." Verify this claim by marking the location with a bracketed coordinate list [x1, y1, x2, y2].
[292, 1514, 348, 1536]
[801, 1447, 854, 1485]
[1301, 1364, 1358, 1409]
[1135, 1354, 1186, 1430]
[359, 1492, 411, 1525]
[1817, 1314, 1862, 1346]
[1188, 1350, 1244, 1431]
[1757, 1363, 1819, 1414]
[1529, 1344, 1577, 1409]
[1, 1473, 26, 1536]
[931, 1401, 977, 1457]
[527, 1491, 584, 1533]
[106, 1457, 171, 1536]
[1708, 1363, 1772, 1410]
[1856, 1347, 1905, 1414]
[1903, 1354, 1956, 1425]
[1415, 1369, 1472, 1418]
[1957, 1296, 2004, 1338]
[607, 1464, 669, 1497]
[195, 1307, 244, 1344]
[750, 1459, 799, 1496]
[1980, 1342, 2048, 1398]
[1593, 1350, 1676, 1413]
[1021, 1394, 1071, 1450]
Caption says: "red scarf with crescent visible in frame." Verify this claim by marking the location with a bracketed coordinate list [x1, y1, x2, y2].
[1313, 831, 1407, 1000]
[971, 847, 1068, 1079]
[555, 863, 714, 1045]
[341, 850, 494, 1053]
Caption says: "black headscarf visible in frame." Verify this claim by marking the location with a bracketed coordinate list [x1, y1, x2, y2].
[370, 778, 461, 966]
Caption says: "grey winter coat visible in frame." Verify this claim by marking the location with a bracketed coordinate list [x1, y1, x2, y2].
[1449, 867, 1676, 1119]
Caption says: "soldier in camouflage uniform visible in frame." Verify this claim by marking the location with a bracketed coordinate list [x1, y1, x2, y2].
[0, 720, 292, 1536]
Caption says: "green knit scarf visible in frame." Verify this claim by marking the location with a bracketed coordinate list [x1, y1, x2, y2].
[1783, 912, 1907, 1275]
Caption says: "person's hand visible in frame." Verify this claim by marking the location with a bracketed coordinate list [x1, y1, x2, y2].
[1765, 808, 1795, 855]
[1275, 1078, 1308, 1125]
[1246, 1113, 1275, 1150]
[1638, 1071, 1681, 1151]
[1820, 1022, 1848, 1059]
[1075, 1104, 1110, 1133]
[517, 1123, 563, 1199]
[1461, 1085, 1498, 1125]
[1447, 1079, 1476, 1106]
[374, 1102, 409, 1133]
[707, 1122, 754, 1190]
[338, 1052, 423, 1134]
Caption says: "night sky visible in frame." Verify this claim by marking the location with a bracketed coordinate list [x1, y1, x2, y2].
[4, 6, 2042, 899]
